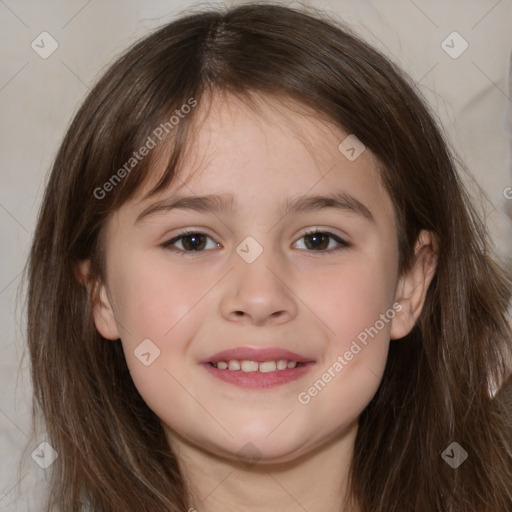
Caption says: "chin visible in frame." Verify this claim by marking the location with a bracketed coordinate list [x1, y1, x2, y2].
[222, 437, 311, 467]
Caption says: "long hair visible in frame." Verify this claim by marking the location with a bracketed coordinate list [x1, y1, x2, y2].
[25, 3, 512, 511]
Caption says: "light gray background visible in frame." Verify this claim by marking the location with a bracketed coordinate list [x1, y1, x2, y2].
[1, 0, 512, 509]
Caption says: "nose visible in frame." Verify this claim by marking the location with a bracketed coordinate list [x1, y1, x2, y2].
[219, 252, 298, 327]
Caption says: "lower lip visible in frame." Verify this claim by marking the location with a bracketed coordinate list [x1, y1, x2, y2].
[200, 362, 315, 389]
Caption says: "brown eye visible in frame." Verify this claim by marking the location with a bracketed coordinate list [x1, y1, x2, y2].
[177, 233, 207, 251]
[294, 230, 349, 253]
[161, 231, 220, 254]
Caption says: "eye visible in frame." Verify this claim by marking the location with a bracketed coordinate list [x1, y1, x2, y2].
[293, 228, 350, 253]
[161, 228, 349, 256]
[161, 229, 220, 255]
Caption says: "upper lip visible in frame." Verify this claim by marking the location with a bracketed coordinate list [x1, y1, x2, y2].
[201, 347, 314, 364]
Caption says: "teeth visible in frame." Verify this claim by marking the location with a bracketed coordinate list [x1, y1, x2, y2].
[241, 360, 259, 372]
[259, 361, 277, 373]
[212, 359, 301, 373]
[228, 360, 241, 371]
[276, 360, 288, 370]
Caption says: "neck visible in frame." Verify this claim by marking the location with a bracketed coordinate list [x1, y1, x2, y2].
[167, 420, 360, 512]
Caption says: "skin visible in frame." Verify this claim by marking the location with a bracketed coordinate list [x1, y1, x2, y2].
[80, 93, 437, 512]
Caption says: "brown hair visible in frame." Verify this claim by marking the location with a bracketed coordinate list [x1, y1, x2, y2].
[25, 2, 512, 511]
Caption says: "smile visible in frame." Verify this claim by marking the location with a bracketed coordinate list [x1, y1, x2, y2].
[209, 359, 304, 372]
[201, 360, 315, 389]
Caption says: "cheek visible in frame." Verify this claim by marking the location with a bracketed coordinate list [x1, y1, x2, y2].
[110, 251, 207, 342]
[108, 256, 207, 430]
[308, 253, 396, 349]
[295, 253, 395, 412]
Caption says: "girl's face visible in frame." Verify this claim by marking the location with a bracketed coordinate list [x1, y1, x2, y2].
[87, 93, 434, 464]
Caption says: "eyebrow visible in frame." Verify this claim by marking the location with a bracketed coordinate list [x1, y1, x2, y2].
[135, 191, 375, 225]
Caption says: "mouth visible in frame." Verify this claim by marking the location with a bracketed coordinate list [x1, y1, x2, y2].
[200, 346, 316, 389]
[207, 359, 309, 372]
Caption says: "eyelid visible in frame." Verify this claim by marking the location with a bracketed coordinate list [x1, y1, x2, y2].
[296, 226, 350, 243]
[160, 227, 351, 255]
[160, 228, 219, 254]
[293, 227, 351, 251]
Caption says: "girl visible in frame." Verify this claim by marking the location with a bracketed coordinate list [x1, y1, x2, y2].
[26, 2, 512, 511]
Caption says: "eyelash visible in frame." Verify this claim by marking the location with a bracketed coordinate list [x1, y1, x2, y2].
[160, 228, 350, 256]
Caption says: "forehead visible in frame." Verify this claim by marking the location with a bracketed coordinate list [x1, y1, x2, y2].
[130, 91, 394, 224]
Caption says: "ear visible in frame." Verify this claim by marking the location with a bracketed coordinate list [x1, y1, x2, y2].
[76, 260, 120, 340]
[390, 230, 438, 340]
